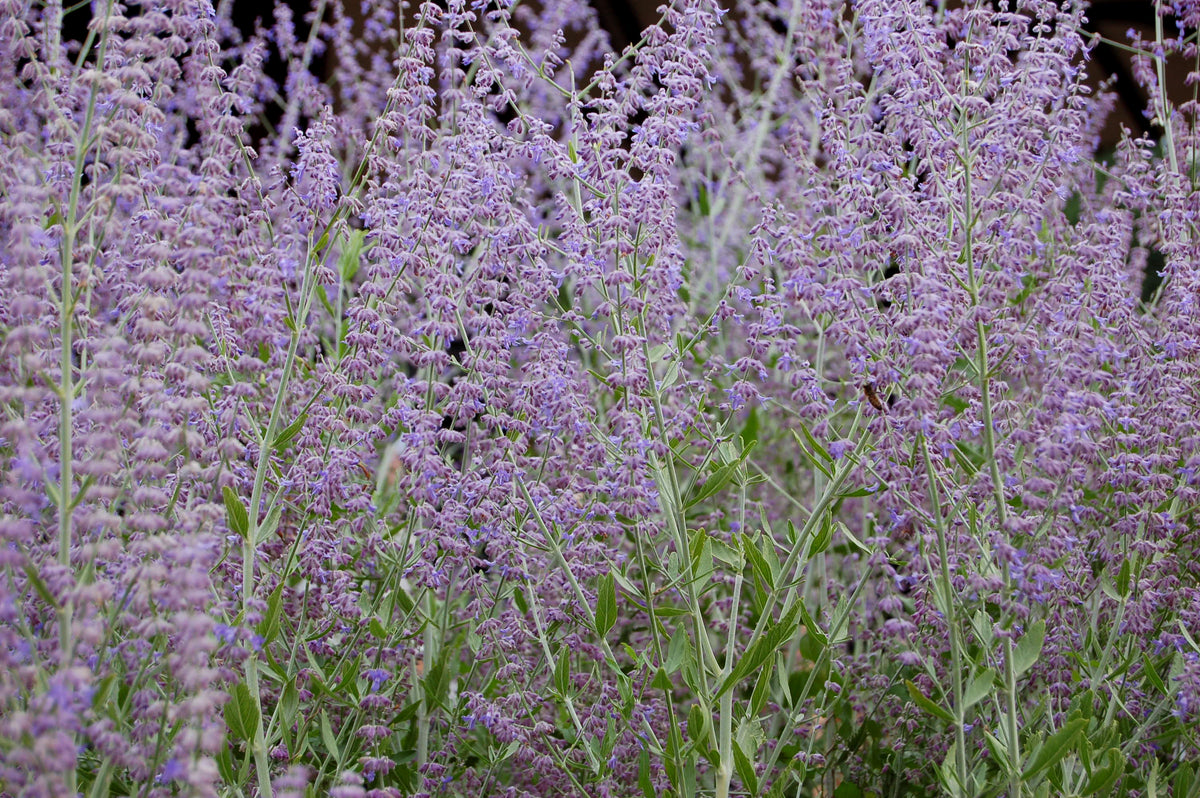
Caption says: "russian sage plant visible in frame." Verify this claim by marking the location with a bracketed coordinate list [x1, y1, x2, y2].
[1, 0, 1198, 796]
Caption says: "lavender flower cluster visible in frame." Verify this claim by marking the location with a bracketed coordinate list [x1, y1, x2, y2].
[1, 0, 1197, 795]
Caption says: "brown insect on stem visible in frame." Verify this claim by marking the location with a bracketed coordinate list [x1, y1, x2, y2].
[862, 381, 886, 413]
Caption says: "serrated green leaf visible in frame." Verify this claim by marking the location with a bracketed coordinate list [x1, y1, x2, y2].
[280, 679, 299, 727]
[717, 604, 800, 698]
[215, 747, 237, 785]
[554, 646, 572, 696]
[320, 710, 340, 763]
[1172, 763, 1195, 798]
[1082, 747, 1124, 796]
[1179, 619, 1200, 654]
[1013, 620, 1046, 678]
[686, 442, 756, 508]
[1021, 717, 1086, 780]
[223, 682, 258, 743]
[666, 626, 691, 674]
[793, 424, 833, 463]
[791, 428, 832, 478]
[1141, 652, 1169, 694]
[836, 521, 870, 554]
[223, 486, 249, 539]
[983, 730, 1011, 771]
[810, 516, 833, 556]
[257, 582, 285, 645]
[272, 413, 308, 452]
[687, 703, 710, 749]
[338, 229, 365, 281]
[733, 740, 759, 794]
[743, 534, 775, 591]
[963, 667, 997, 710]
[797, 601, 828, 649]
[1115, 558, 1131, 598]
[750, 660, 773, 717]
[616, 673, 633, 714]
[368, 615, 386, 639]
[639, 748, 655, 798]
[254, 500, 283, 547]
[710, 539, 743, 568]
[595, 573, 617, 638]
[905, 680, 954, 724]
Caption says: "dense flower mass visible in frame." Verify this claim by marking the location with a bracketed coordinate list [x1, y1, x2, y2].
[0, 0, 1198, 795]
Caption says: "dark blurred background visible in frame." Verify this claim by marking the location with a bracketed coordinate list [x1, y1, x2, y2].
[57, 0, 1195, 152]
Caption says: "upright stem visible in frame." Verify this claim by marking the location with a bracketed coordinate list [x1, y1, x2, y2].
[920, 436, 968, 794]
[240, 239, 320, 798]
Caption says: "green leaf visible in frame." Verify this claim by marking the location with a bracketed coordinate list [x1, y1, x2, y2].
[687, 703, 710, 748]
[595, 573, 617, 638]
[280, 678, 299, 728]
[257, 582, 285, 645]
[791, 427, 832, 478]
[92, 674, 117, 711]
[963, 667, 997, 710]
[313, 229, 330, 254]
[836, 521, 870, 554]
[223, 682, 259, 743]
[554, 647, 572, 696]
[666, 626, 691, 674]
[1172, 763, 1195, 798]
[320, 710, 341, 764]
[809, 516, 833, 556]
[733, 740, 759, 795]
[710, 538, 744, 568]
[617, 673, 633, 717]
[1141, 651, 1169, 694]
[792, 424, 833, 463]
[338, 229, 366, 281]
[905, 680, 954, 724]
[638, 749, 655, 798]
[750, 660, 773, 717]
[1115, 558, 1131, 598]
[686, 442, 755, 508]
[717, 604, 800, 698]
[1082, 747, 1124, 796]
[740, 406, 759, 447]
[1021, 717, 1086, 780]
[512, 586, 529, 616]
[272, 413, 308, 452]
[223, 486, 249, 539]
[743, 534, 775, 591]
[1013, 620, 1046, 678]
[983, 730, 1011, 772]
[797, 601, 828, 649]
[22, 564, 59, 609]
[215, 747, 236, 785]
[1179, 619, 1200, 654]
[254, 500, 283, 548]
